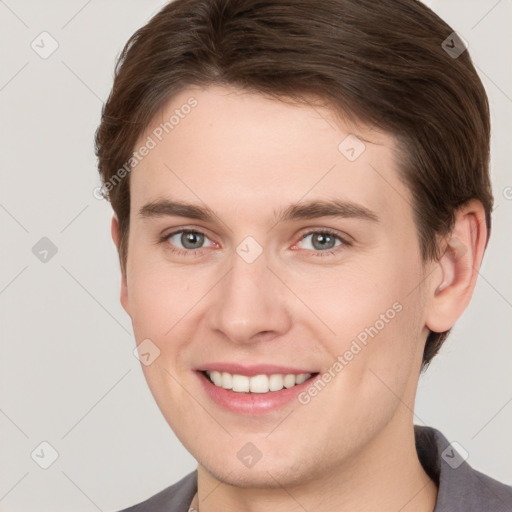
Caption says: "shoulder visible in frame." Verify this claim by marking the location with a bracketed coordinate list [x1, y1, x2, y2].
[414, 425, 512, 511]
[460, 466, 512, 511]
[116, 470, 197, 512]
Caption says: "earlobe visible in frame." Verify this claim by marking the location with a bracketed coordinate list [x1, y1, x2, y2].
[111, 214, 130, 316]
[111, 213, 120, 249]
[425, 200, 488, 333]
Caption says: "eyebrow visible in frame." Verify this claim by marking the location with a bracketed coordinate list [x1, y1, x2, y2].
[138, 198, 379, 224]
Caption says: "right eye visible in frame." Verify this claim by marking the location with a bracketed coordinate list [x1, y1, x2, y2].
[160, 229, 216, 256]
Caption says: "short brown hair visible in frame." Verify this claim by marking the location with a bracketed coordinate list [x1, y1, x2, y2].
[95, 0, 493, 368]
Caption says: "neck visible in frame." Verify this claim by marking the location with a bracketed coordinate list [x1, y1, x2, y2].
[195, 417, 438, 512]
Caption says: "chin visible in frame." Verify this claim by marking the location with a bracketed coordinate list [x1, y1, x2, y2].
[204, 465, 294, 489]
[199, 453, 317, 489]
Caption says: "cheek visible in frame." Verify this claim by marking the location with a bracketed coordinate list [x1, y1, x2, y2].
[126, 245, 195, 337]
[128, 279, 174, 340]
[303, 251, 425, 382]
[296, 261, 413, 338]
[327, 282, 426, 415]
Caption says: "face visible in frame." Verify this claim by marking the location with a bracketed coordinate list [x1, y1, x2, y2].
[118, 85, 433, 488]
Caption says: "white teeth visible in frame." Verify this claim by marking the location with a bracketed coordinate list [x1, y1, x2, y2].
[210, 370, 222, 387]
[205, 371, 312, 393]
[295, 373, 310, 385]
[268, 374, 284, 391]
[283, 374, 296, 388]
[232, 374, 250, 392]
[221, 372, 233, 390]
[249, 374, 269, 393]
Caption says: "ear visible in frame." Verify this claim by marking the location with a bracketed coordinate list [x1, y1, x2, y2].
[111, 214, 130, 316]
[425, 199, 488, 333]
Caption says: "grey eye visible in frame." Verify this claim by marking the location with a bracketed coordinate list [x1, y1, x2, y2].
[301, 232, 342, 251]
[168, 231, 207, 250]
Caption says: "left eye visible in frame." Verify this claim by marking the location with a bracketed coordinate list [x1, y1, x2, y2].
[166, 231, 213, 250]
[299, 231, 343, 251]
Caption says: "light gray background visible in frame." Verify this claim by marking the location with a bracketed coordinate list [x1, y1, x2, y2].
[0, 0, 510, 510]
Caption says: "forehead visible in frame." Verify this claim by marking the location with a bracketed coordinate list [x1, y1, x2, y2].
[130, 85, 410, 225]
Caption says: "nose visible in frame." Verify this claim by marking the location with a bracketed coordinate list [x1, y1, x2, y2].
[207, 248, 292, 345]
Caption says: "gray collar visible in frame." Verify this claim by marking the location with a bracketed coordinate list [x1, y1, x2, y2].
[414, 425, 512, 511]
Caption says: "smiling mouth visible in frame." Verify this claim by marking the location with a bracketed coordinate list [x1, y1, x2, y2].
[201, 370, 319, 394]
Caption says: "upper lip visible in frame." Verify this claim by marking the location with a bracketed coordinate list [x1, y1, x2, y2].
[196, 363, 317, 376]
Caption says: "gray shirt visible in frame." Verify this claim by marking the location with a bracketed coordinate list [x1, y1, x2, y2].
[119, 425, 512, 511]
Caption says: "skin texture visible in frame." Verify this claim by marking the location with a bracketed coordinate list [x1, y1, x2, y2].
[112, 85, 487, 512]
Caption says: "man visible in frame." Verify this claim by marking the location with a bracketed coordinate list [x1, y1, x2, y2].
[95, 0, 512, 510]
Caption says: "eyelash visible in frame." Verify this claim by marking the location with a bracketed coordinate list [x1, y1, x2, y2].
[158, 228, 352, 258]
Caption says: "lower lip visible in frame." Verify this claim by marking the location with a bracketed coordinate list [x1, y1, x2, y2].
[196, 371, 318, 416]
